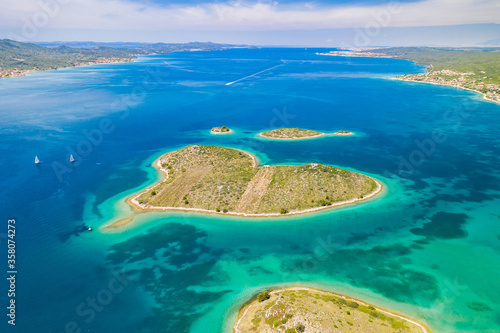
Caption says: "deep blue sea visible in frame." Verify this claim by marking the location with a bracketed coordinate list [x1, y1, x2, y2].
[1, 48, 500, 333]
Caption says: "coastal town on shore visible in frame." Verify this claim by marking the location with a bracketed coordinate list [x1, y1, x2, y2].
[0, 57, 134, 78]
[395, 70, 500, 103]
[127, 144, 380, 218]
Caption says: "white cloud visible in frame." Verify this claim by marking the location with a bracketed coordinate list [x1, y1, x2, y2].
[1, 0, 499, 36]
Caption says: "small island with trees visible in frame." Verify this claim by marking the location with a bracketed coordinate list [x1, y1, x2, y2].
[210, 126, 233, 134]
[334, 130, 355, 136]
[234, 287, 428, 333]
[130, 145, 380, 217]
[258, 128, 354, 140]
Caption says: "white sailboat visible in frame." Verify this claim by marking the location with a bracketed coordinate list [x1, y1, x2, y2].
[35, 156, 40, 164]
[69, 154, 75, 163]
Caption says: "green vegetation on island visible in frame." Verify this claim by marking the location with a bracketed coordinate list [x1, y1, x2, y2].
[234, 288, 426, 333]
[259, 128, 354, 140]
[257, 291, 271, 302]
[211, 126, 233, 134]
[133, 145, 379, 215]
[259, 128, 325, 140]
[0, 39, 137, 78]
[335, 130, 355, 135]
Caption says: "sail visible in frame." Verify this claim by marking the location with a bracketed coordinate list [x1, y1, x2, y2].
[35, 156, 40, 164]
[70, 154, 75, 163]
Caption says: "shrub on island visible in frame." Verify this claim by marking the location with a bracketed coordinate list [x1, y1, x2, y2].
[347, 301, 359, 308]
[257, 291, 271, 302]
[211, 126, 232, 133]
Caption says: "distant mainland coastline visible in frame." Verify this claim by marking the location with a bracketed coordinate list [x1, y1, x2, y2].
[258, 128, 354, 140]
[210, 126, 233, 134]
[0, 39, 252, 79]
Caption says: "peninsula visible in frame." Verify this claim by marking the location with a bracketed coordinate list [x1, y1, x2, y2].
[317, 47, 500, 103]
[211, 126, 233, 134]
[234, 287, 428, 333]
[0, 39, 136, 78]
[258, 128, 354, 140]
[0, 39, 252, 79]
[131, 145, 380, 217]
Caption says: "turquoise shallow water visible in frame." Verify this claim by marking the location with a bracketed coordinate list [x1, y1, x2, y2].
[1, 48, 500, 332]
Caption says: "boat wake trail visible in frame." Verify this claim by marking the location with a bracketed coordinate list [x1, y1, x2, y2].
[225, 63, 283, 86]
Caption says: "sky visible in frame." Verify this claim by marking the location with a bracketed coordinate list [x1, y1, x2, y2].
[1, 0, 500, 46]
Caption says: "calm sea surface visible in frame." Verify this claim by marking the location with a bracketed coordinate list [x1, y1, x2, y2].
[1, 48, 500, 332]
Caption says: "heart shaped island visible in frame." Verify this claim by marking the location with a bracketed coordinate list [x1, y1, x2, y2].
[130, 145, 381, 217]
